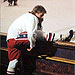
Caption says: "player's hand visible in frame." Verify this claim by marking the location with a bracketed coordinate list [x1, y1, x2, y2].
[27, 48, 32, 51]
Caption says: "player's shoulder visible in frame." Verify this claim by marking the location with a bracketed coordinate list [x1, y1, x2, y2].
[18, 13, 38, 22]
[25, 13, 38, 19]
[15, 13, 35, 20]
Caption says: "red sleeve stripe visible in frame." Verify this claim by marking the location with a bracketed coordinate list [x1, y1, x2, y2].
[46, 34, 48, 40]
[48, 33, 52, 41]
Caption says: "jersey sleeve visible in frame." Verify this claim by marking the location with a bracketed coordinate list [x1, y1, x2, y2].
[26, 16, 38, 48]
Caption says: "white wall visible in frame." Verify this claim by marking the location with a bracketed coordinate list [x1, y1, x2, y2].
[1, 0, 75, 35]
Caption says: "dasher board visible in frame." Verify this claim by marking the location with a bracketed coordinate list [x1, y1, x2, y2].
[0, 32, 75, 48]
[38, 55, 75, 65]
[0, 32, 7, 36]
[0, 47, 75, 65]
[54, 41, 75, 50]
[55, 41, 75, 47]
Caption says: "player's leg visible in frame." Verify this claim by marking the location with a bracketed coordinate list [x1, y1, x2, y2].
[8, 0, 12, 6]
[7, 59, 18, 75]
[14, 0, 17, 6]
[7, 38, 29, 75]
[62, 30, 73, 42]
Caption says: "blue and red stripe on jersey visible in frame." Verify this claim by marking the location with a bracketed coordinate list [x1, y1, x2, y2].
[16, 32, 28, 40]
[46, 32, 55, 41]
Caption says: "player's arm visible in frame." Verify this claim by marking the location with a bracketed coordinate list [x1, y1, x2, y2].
[26, 17, 38, 51]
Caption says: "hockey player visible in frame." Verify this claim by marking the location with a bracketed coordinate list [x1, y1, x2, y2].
[6, 5, 47, 75]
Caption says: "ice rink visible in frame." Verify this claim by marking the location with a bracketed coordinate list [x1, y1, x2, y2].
[1, 0, 75, 35]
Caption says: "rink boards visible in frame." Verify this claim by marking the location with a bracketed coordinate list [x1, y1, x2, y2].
[0, 32, 75, 75]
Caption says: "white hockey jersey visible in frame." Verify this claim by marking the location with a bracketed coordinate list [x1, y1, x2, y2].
[7, 13, 39, 48]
